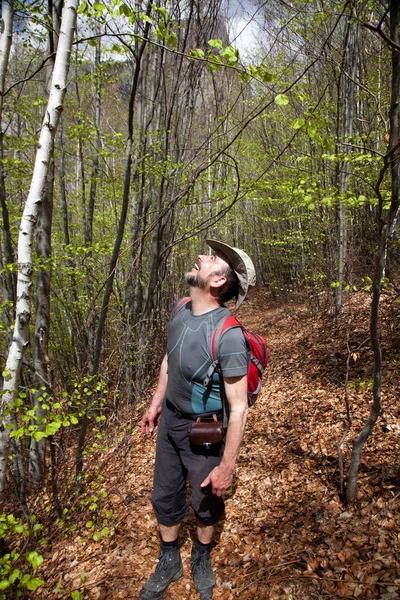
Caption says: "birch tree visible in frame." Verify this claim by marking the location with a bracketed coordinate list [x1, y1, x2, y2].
[0, 0, 78, 508]
[29, 0, 64, 488]
[0, 0, 15, 343]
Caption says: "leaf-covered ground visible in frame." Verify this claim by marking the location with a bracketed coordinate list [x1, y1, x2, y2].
[29, 289, 400, 598]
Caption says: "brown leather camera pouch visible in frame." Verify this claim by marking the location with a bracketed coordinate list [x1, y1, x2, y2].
[189, 414, 224, 448]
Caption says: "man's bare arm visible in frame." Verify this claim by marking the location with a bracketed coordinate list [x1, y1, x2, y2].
[201, 375, 248, 496]
[141, 353, 168, 435]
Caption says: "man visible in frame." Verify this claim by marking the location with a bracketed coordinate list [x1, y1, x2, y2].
[140, 239, 256, 600]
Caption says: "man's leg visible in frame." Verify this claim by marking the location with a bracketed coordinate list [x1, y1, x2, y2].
[196, 522, 216, 544]
[180, 443, 224, 600]
[158, 523, 180, 542]
[191, 521, 218, 600]
[141, 409, 186, 600]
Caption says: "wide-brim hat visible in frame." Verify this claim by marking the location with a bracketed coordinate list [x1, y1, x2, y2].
[206, 239, 256, 310]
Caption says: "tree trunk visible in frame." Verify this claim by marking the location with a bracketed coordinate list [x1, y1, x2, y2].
[0, 0, 78, 508]
[29, 0, 63, 487]
[346, 0, 400, 504]
[335, 21, 359, 314]
[0, 0, 16, 343]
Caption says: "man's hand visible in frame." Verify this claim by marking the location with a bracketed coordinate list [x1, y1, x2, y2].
[200, 465, 234, 497]
[141, 405, 162, 436]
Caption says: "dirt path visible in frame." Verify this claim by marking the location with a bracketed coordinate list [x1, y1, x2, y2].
[40, 289, 400, 599]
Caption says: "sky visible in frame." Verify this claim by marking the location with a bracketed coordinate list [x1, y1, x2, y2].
[226, 0, 265, 62]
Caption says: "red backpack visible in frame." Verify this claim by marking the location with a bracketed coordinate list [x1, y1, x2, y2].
[172, 298, 269, 406]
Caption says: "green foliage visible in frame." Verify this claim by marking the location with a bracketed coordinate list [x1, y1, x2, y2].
[275, 94, 289, 106]
[5, 378, 108, 448]
[0, 516, 44, 598]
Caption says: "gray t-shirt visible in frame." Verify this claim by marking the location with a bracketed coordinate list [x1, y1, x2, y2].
[165, 299, 248, 416]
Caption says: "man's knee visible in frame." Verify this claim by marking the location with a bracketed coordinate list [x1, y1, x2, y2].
[191, 488, 225, 525]
[151, 492, 189, 526]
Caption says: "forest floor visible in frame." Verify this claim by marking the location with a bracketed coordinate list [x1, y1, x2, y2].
[20, 287, 400, 599]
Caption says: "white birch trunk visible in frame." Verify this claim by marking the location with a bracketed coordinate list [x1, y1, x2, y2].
[0, 0, 15, 340]
[0, 0, 13, 100]
[0, 0, 78, 507]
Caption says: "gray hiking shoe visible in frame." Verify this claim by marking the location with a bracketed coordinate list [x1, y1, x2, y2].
[191, 542, 216, 600]
[140, 547, 183, 600]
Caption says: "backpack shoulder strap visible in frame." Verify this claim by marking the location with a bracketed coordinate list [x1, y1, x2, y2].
[207, 314, 243, 428]
[170, 296, 191, 320]
[204, 315, 243, 387]
[210, 315, 242, 361]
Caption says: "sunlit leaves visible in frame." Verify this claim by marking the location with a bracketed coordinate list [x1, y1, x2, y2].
[291, 118, 305, 130]
[208, 38, 223, 49]
[275, 94, 289, 106]
[189, 48, 205, 59]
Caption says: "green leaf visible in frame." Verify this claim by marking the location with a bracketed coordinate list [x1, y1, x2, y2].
[220, 45, 238, 65]
[118, 3, 132, 17]
[77, 2, 89, 14]
[26, 578, 44, 591]
[2, 369, 10, 379]
[93, 3, 104, 16]
[71, 591, 81, 600]
[207, 55, 222, 72]
[189, 48, 204, 59]
[33, 431, 47, 442]
[27, 551, 44, 571]
[155, 22, 166, 40]
[140, 14, 152, 24]
[9, 569, 22, 584]
[238, 71, 251, 83]
[166, 32, 177, 49]
[208, 38, 223, 49]
[291, 118, 304, 130]
[275, 94, 289, 106]
[0, 581, 10, 591]
[10, 428, 25, 440]
[307, 123, 317, 138]
[258, 68, 275, 83]
[45, 422, 61, 436]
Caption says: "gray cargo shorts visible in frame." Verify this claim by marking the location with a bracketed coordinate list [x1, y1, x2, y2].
[151, 401, 225, 526]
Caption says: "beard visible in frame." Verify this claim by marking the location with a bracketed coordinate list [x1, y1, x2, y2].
[184, 271, 208, 290]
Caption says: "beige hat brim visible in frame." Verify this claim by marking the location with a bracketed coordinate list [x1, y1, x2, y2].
[206, 239, 256, 310]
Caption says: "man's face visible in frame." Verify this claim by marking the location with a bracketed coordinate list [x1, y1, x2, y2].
[185, 251, 229, 290]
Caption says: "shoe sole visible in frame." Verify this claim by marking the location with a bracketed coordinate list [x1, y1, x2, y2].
[140, 567, 183, 600]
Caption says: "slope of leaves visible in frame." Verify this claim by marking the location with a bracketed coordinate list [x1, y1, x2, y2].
[12, 287, 400, 599]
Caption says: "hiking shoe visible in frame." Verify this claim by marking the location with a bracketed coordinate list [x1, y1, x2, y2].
[140, 547, 183, 600]
[191, 542, 215, 599]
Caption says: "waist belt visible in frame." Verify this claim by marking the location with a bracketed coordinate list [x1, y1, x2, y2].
[166, 399, 222, 421]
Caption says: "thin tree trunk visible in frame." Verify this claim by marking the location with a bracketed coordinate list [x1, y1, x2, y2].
[85, 31, 102, 375]
[335, 22, 359, 314]
[0, 0, 78, 509]
[346, 0, 400, 504]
